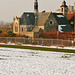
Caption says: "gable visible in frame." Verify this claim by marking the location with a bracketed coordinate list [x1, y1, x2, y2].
[44, 13, 58, 32]
[45, 13, 58, 25]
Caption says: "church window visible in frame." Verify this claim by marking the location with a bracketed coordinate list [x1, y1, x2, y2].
[22, 28, 23, 32]
[62, 8, 63, 12]
[50, 21, 52, 24]
[49, 20, 54, 25]
[15, 25, 18, 32]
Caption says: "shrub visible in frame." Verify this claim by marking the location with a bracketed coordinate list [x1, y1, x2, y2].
[0, 30, 2, 33]
[6, 31, 16, 37]
[0, 32, 8, 37]
[7, 31, 12, 34]
[16, 34, 28, 38]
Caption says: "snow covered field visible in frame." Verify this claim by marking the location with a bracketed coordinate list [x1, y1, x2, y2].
[0, 47, 75, 75]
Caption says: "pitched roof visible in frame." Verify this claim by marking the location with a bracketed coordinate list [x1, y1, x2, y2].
[19, 12, 50, 26]
[32, 27, 40, 32]
[19, 12, 69, 26]
[20, 12, 35, 25]
[67, 13, 75, 20]
[37, 12, 50, 25]
[52, 13, 73, 32]
[52, 13, 68, 25]
[58, 25, 73, 32]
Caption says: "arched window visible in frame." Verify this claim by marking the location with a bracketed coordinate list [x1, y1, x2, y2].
[49, 20, 54, 25]
[50, 21, 52, 24]
[22, 28, 23, 32]
[15, 25, 18, 32]
[62, 8, 63, 12]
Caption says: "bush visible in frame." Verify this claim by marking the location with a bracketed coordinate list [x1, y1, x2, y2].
[0, 32, 8, 37]
[16, 34, 28, 38]
[6, 31, 16, 37]
[0, 30, 2, 33]
[7, 31, 12, 34]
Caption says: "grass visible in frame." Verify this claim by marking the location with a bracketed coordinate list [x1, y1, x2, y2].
[0, 44, 75, 53]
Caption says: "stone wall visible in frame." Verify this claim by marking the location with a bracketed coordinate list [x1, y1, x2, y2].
[44, 13, 58, 32]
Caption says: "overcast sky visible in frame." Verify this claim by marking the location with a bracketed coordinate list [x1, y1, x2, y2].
[0, 0, 74, 22]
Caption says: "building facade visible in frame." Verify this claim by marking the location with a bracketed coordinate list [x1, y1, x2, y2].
[13, 0, 72, 38]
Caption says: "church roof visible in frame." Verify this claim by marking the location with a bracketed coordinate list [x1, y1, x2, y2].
[37, 12, 49, 25]
[19, 12, 50, 26]
[52, 13, 68, 25]
[32, 27, 40, 32]
[67, 13, 75, 20]
[52, 13, 72, 32]
[19, 12, 68, 26]
[20, 12, 35, 25]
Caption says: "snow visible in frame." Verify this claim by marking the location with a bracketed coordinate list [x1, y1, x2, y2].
[27, 14, 29, 17]
[58, 25, 66, 32]
[57, 15, 64, 18]
[0, 47, 75, 75]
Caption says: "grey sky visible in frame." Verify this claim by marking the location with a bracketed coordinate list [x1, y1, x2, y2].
[0, 0, 74, 22]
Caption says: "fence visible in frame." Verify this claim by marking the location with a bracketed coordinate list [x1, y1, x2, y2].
[0, 37, 74, 47]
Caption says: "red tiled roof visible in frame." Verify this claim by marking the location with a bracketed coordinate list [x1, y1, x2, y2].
[67, 13, 75, 20]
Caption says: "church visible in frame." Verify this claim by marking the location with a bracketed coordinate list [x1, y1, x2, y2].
[13, 0, 72, 38]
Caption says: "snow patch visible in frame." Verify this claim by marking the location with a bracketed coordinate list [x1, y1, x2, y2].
[27, 14, 29, 17]
[58, 25, 66, 32]
[57, 15, 64, 18]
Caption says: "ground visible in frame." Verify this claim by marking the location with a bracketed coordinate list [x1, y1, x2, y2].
[0, 47, 75, 75]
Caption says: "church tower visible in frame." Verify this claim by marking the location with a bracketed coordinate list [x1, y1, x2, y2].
[60, 0, 68, 17]
[34, 0, 38, 13]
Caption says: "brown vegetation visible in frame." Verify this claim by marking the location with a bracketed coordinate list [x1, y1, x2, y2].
[40, 31, 75, 40]
[0, 32, 9, 37]
[40, 32, 58, 39]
